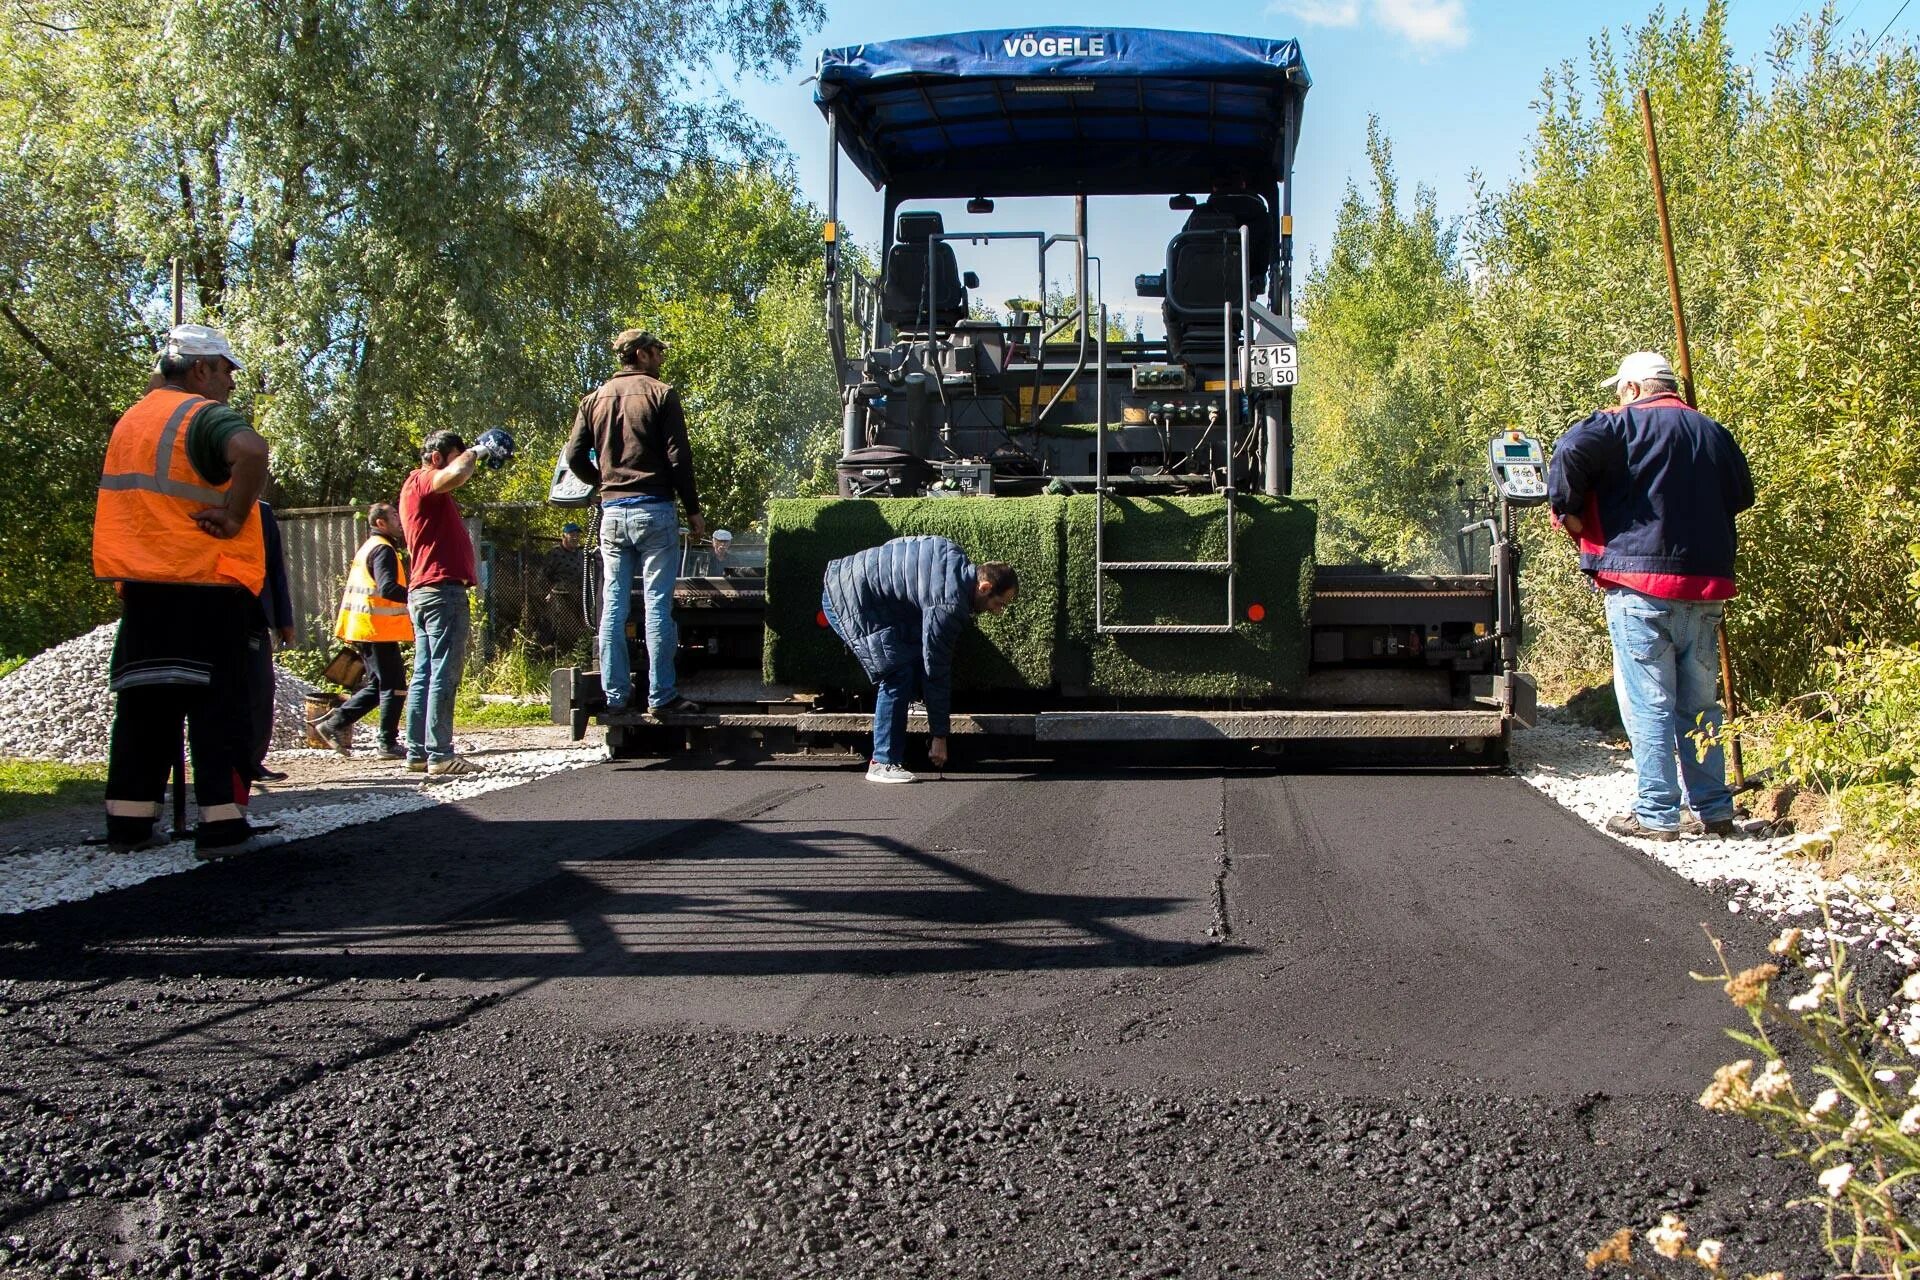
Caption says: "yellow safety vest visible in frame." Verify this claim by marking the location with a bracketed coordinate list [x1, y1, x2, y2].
[335, 534, 413, 642]
[93, 389, 266, 593]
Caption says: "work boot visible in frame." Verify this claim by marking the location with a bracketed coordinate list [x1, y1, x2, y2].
[377, 742, 406, 760]
[649, 695, 702, 719]
[1679, 812, 1742, 838]
[309, 714, 351, 757]
[107, 829, 169, 855]
[194, 819, 265, 861]
[377, 693, 405, 754]
[1604, 813, 1679, 843]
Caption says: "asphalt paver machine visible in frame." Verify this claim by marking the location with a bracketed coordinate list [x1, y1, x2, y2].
[551, 27, 1539, 761]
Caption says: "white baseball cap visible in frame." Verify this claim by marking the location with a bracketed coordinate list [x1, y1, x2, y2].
[1600, 350, 1673, 388]
[161, 323, 244, 372]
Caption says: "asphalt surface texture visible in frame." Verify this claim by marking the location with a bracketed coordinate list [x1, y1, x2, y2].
[0, 752, 1833, 1279]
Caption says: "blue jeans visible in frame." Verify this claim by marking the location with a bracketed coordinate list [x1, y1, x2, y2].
[598, 502, 680, 710]
[823, 588, 914, 766]
[872, 663, 920, 767]
[1604, 588, 1735, 830]
[405, 584, 470, 764]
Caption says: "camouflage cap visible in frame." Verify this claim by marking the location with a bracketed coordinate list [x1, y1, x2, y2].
[612, 328, 666, 358]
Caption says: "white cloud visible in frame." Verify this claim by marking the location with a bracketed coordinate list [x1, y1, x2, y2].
[1268, 0, 1471, 48]
[1372, 0, 1470, 49]
[1265, 0, 1363, 27]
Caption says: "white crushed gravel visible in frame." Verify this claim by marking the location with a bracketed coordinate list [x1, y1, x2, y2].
[0, 622, 318, 763]
[1513, 715, 1920, 972]
[0, 745, 600, 915]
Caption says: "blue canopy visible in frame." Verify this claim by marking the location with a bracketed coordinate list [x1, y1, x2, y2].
[814, 28, 1310, 200]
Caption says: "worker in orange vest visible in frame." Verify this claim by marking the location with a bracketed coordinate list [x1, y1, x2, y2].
[311, 502, 413, 758]
[93, 323, 271, 859]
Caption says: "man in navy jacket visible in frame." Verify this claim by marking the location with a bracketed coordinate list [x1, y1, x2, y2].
[821, 535, 1018, 783]
[1548, 350, 1755, 841]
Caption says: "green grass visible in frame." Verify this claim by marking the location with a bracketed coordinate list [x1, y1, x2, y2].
[453, 692, 553, 729]
[762, 494, 1317, 699]
[764, 497, 1066, 692]
[0, 759, 106, 821]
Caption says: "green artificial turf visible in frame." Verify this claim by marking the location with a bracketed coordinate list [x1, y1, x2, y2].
[762, 493, 1316, 700]
[1063, 494, 1317, 698]
[763, 497, 1065, 692]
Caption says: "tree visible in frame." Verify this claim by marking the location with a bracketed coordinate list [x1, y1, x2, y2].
[0, 0, 824, 654]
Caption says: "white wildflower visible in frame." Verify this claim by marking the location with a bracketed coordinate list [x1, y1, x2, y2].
[1819, 1163, 1855, 1197]
[1645, 1213, 1688, 1259]
[1808, 1088, 1842, 1120]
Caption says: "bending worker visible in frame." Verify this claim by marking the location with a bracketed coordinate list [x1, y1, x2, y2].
[311, 502, 411, 759]
[1548, 350, 1754, 842]
[93, 323, 270, 858]
[821, 535, 1018, 784]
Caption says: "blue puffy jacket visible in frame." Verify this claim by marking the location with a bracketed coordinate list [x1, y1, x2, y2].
[1548, 393, 1754, 582]
[823, 535, 979, 737]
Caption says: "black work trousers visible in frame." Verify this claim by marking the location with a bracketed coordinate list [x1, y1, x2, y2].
[105, 684, 252, 842]
[248, 628, 275, 770]
[332, 640, 406, 750]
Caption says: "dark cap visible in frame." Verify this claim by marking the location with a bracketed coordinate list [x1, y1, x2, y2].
[612, 328, 666, 359]
[421, 429, 466, 459]
[561, 521, 582, 534]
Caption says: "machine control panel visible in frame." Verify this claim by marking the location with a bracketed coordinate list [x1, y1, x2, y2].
[1131, 363, 1192, 391]
[1488, 431, 1548, 506]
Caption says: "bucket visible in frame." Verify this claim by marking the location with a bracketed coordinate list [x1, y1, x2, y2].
[302, 692, 350, 749]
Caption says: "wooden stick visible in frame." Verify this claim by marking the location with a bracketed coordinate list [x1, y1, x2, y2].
[1638, 88, 1745, 786]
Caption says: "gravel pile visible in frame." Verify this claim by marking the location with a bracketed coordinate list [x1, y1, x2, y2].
[0, 624, 317, 764]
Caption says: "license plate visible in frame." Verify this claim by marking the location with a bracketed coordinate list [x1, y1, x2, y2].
[1245, 343, 1298, 388]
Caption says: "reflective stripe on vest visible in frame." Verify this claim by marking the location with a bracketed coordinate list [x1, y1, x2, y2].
[93, 389, 267, 593]
[336, 534, 413, 643]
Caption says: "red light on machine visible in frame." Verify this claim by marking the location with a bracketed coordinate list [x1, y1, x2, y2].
[1246, 603, 1267, 623]
[815, 610, 830, 628]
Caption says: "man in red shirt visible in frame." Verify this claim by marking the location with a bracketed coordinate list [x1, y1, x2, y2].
[399, 429, 501, 777]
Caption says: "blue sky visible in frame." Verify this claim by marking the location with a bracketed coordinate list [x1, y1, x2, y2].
[710, 1, 1897, 330]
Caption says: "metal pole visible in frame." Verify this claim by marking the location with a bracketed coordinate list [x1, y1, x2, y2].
[171, 258, 184, 325]
[1073, 196, 1087, 319]
[1638, 87, 1744, 786]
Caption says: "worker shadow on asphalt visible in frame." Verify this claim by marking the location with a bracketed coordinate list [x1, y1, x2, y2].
[0, 803, 1239, 988]
[0, 805, 1238, 1132]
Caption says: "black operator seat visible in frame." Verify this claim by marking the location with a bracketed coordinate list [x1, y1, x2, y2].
[1163, 194, 1273, 361]
[880, 211, 969, 333]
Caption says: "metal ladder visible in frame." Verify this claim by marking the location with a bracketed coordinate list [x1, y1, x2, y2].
[1093, 291, 1242, 637]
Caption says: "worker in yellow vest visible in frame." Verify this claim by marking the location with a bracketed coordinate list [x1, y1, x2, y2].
[93, 323, 271, 859]
[311, 502, 413, 758]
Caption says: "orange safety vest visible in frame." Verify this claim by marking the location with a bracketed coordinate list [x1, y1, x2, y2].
[335, 534, 413, 643]
[93, 389, 266, 594]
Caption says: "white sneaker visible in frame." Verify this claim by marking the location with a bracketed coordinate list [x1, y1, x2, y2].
[865, 761, 917, 784]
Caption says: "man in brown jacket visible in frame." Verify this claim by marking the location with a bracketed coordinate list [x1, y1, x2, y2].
[563, 328, 705, 716]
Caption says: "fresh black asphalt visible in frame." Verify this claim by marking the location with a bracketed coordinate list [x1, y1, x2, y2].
[0, 757, 1832, 1277]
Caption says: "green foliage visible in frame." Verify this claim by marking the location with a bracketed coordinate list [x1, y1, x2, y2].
[1293, 3, 1920, 703]
[1294, 121, 1481, 574]
[0, 0, 826, 656]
